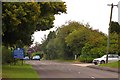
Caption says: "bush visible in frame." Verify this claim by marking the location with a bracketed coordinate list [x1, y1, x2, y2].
[2, 46, 14, 64]
[86, 57, 94, 63]
[78, 55, 94, 63]
[79, 56, 86, 62]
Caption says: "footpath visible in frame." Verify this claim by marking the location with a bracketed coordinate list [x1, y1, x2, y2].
[72, 63, 119, 73]
[88, 65, 120, 73]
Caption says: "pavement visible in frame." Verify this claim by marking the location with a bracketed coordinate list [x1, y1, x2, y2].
[72, 63, 120, 73]
[88, 65, 120, 73]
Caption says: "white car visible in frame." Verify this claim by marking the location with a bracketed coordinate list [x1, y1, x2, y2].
[93, 54, 120, 65]
[23, 56, 30, 60]
[32, 55, 40, 60]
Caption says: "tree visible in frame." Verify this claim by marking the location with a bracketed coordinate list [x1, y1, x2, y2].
[46, 39, 58, 59]
[109, 21, 120, 34]
[55, 21, 82, 59]
[2, 2, 66, 47]
[109, 33, 119, 55]
[65, 22, 108, 62]
[109, 21, 120, 55]
[41, 21, 108, 61]
[41, 21, 81, 60]
[65, 26, 90, 56]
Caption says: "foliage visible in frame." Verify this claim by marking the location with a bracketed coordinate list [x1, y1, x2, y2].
[41, 21, 81, 60]
[79, 55, 94, 63]
[2, 2, 66, 47]
[2, 46, 14, 64]
[109, 21, 120, 55]
[65, 26, 90, 56]
[41, 21, 119, 62]
[109, 21, 120, 34]
[109, 33, 119, 54]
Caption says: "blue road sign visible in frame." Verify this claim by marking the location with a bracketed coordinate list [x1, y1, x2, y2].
[13, 48, 24, 59]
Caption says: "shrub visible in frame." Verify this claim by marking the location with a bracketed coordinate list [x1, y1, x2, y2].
[86, 57, 94, 63]
[78, 55, 94, 63]
[2, 46, 14, 64]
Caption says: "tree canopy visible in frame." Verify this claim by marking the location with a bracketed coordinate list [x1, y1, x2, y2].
[2, 2, 66, 47]
[109, 21, 120, 34]
[41, 21, 120, 62]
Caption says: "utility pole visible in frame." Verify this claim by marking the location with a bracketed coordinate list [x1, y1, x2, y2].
[106, 3, 118, 63]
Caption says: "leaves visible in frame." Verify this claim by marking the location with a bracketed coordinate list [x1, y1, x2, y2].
[41, 21, 108, 60]
[110, 21, 120, 34]
[2, 2, 66, 47]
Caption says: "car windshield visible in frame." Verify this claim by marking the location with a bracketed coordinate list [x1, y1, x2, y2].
[34, 56, 40, 58]
[101, 55, 106, 58]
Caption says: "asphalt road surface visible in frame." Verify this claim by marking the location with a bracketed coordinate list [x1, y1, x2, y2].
[26, 60, 119, 79]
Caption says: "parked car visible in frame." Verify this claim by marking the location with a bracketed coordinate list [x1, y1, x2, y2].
[32, 55, 40, 60]
[93, 54, 120, 65]
[23, 56, 30, 60]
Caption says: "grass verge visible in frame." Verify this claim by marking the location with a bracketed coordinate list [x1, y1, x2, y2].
[100, 61, 120, 68]
[2, 64, 39, 78]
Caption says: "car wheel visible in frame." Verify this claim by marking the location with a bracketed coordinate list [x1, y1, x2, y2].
[94, 62, 98, 65]
[100, 60, 105, 64]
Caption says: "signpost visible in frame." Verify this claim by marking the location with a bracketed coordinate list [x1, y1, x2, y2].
[13, 48, 24, 65]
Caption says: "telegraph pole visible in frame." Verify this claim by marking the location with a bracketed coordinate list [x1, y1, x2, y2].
[106, 3, 118, 63]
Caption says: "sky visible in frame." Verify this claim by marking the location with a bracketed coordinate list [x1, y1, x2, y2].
[32, 0, 119, 44]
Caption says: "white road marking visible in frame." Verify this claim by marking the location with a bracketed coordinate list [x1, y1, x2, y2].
[72, 64, 94, 67]
[78, 72, 81, 74]
[91, 76, 95, 79]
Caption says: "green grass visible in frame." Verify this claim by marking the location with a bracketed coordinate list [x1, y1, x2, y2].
[2, 64, 39, 78]
[100, 61, 120, 68]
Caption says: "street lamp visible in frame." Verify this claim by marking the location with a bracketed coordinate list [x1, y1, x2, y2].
[106, 3, 118, 63]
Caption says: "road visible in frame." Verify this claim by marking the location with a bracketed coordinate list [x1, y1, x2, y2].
[26, 60, 118, 79]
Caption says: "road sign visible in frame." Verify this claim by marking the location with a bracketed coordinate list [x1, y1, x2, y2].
[118, 1, 120, 25]
[13, 48, 24, 59]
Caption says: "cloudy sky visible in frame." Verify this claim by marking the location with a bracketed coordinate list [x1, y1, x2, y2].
[33, 0, 119, 44]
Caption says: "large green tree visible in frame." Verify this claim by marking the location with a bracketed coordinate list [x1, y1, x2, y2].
[65, 23, 107, 62]
[109, 21, 120, 55]
[2, 2, 66, 47]
[41, 21, 109, 61]
[109, 21, 120, 34]
[65, 24, 91, 56]
[41, 21, 81, 60]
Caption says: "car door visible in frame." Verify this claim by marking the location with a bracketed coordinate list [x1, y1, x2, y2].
[108, 55, 113, 62]
[112, 55, 119, 62]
